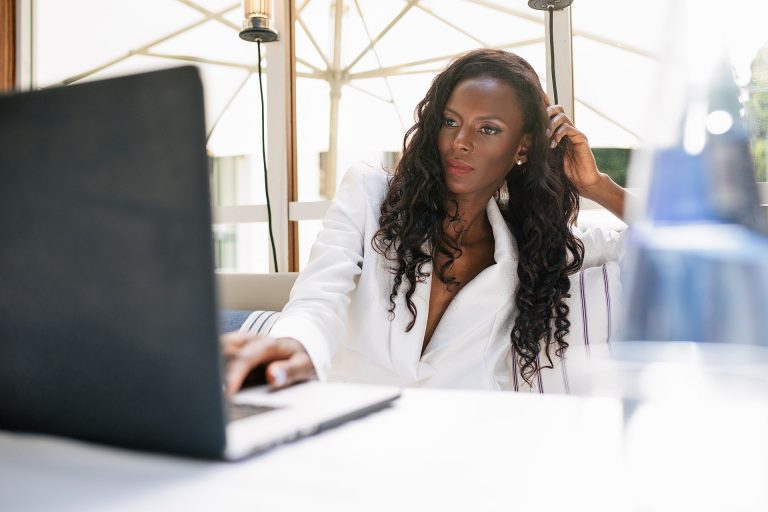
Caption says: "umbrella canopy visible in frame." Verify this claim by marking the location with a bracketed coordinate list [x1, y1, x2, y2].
[29, 0, 768, 271]
[34, 0, 265, 157]
[32, 0, 768, 180]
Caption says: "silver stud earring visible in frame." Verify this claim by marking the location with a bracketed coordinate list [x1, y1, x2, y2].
[516, 159, 523, 166]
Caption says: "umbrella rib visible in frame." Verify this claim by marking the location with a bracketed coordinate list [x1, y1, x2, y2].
[413, 3, 488, 48]
[572, 29, 657, 60]
[175, 0, 240, 32]
[298, 0, 312, 15]
[57, 3, 239, 86]
[349, 67, 445, 80]
[347, 83, 395, 104]
[141, 50, 258, 72]
[346, 35, 542, 81]
[495, 37, 545, 50]
[297, 70, 328, 79]
[463, 0, 544, 25]
[466, 0, 657, 60]
[297, 15, 330, 69]
[351, 0, 405, 130]
[206, 72, 252, 144]
[348, 53, 453, 79]
[576, 97, 640, 140]
[345, 0, 420, 73]
[296, 57, 325, 75]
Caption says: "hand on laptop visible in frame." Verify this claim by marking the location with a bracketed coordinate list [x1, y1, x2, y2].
[221, 332, 317, 396]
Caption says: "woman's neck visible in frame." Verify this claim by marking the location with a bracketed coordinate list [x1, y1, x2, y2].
[442, 197, 493, 246]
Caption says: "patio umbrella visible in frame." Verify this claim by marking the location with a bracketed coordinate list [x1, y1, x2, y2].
[35, 0, 674, 196]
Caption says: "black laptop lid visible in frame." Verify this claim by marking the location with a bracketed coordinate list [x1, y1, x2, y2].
[0, 67, 227, 458]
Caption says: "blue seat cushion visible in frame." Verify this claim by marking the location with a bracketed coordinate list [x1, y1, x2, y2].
[219, 310, 253, 335]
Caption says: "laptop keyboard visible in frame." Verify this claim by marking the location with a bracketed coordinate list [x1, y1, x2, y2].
[227, 402, 277, 423]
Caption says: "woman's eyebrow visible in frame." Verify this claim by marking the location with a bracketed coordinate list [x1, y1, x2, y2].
[475, 115, 505, 123]
[443, 106, 461, 117]
[443, 106, 506, 124]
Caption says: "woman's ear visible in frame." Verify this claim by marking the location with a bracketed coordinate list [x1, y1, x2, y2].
[514, 134, 533, 165]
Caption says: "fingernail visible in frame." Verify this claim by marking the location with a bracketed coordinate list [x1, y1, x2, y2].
[545, 128, 551, 137]
[272, 368, 286, 387]
[550, 140, 557, 148]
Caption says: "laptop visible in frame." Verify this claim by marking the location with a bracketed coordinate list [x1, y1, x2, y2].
[0, 66, 400, 460]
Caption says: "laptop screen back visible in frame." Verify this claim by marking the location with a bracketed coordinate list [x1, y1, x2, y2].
[0, 67, 227, 458]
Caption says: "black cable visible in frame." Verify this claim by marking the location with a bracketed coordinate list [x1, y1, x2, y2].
[257, 40, 279, 272]
[547, 5, 559, 105]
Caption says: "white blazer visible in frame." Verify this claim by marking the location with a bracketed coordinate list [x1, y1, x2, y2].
[270, 164, 623, 392]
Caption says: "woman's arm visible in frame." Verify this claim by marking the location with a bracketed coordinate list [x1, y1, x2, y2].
[548, 105, 627, 220]
[578, 173, 626, 220]
[222, 165, 376, 392]
[267, 166, 371, 380]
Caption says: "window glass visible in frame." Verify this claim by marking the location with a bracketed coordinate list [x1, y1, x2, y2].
[213, 223, 270, 272]
[571, 0, 666, 186]
[33, 0, 271, 271]
[573, 0, 768, 185]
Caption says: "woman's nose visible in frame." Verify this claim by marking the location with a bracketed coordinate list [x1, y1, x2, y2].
[453, 128, 473, 152]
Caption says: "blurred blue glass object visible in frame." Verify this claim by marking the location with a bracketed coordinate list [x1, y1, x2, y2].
[621, 57, 768, 345]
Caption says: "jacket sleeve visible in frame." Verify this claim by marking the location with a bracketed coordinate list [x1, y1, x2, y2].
[268, 166, 371, 380]
[577, 226, 626, 268]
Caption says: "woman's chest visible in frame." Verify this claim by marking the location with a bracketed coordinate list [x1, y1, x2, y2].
[424, 245, 496, 349]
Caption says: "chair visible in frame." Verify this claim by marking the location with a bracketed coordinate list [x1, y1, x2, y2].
[216, 272, 298, 334]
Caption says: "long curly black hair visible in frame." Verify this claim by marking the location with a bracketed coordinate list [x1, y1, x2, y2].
[372, 49, 584, 384]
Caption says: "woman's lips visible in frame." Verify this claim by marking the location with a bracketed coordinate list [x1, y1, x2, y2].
[446, 158, 474, 175]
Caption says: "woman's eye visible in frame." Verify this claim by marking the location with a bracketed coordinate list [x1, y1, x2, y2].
[480, 125, 500, 135]
[443, 118, 458, 127]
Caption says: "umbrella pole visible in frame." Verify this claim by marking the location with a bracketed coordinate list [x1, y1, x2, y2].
[323, 0, 345, 200]
[326, 78, 341, 200]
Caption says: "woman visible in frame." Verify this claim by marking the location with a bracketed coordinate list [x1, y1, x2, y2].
[223, 49, 625, 394]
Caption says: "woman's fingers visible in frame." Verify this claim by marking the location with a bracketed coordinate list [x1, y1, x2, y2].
[225, 335, 273, 396]
[221, 331, 249, 356]
[552, 121, 587, 148]
[221, 333, 316, 396]
[224, 335, 287, 396]
[546, 104, 588, 149]
[547, 105, 578, 147]
[545, 105, 601, 194]
[266, 348, 316, 389]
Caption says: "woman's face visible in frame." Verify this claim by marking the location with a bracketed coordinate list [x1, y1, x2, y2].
[438, 76, 531, 202]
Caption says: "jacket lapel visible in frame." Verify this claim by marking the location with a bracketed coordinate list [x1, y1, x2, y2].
[388, 199, 518, 381]
[423, 198, 518, 356]
[388, 260, 436, 381]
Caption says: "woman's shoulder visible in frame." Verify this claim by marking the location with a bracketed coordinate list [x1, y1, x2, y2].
[340, 162, 390, 189]
[336, 163, 391, 208]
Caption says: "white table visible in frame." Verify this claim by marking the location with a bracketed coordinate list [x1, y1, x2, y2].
[2, 386, 767, 512]
[1, 388, 626, 512]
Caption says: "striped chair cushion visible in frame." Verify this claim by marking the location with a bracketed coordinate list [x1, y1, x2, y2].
[507, 261, 622, 393]
[567, 260, 621, 348]
[234, 263, 620, 343]
[239, 310, 281, 335]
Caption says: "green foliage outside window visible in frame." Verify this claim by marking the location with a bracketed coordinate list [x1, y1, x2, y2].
[592, 148, 630, 187]
[588, 43, 768, 191]
[746, 44, 768, 182]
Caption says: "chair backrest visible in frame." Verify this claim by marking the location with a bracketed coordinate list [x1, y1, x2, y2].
[216, 272, 298, 311]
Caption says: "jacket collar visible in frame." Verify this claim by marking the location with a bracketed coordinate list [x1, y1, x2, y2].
[389, 198, 519, 379]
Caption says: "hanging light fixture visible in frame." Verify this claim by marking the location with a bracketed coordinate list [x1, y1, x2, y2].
[239, 0, 278, 42]
[237, 0, 280, 270]
[528, 0, 573, 105]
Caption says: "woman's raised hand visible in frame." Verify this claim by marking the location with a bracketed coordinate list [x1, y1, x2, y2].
[221, 332, 317, 396]
[547, 104, 602, 198]
[547, 104, 626, 219]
